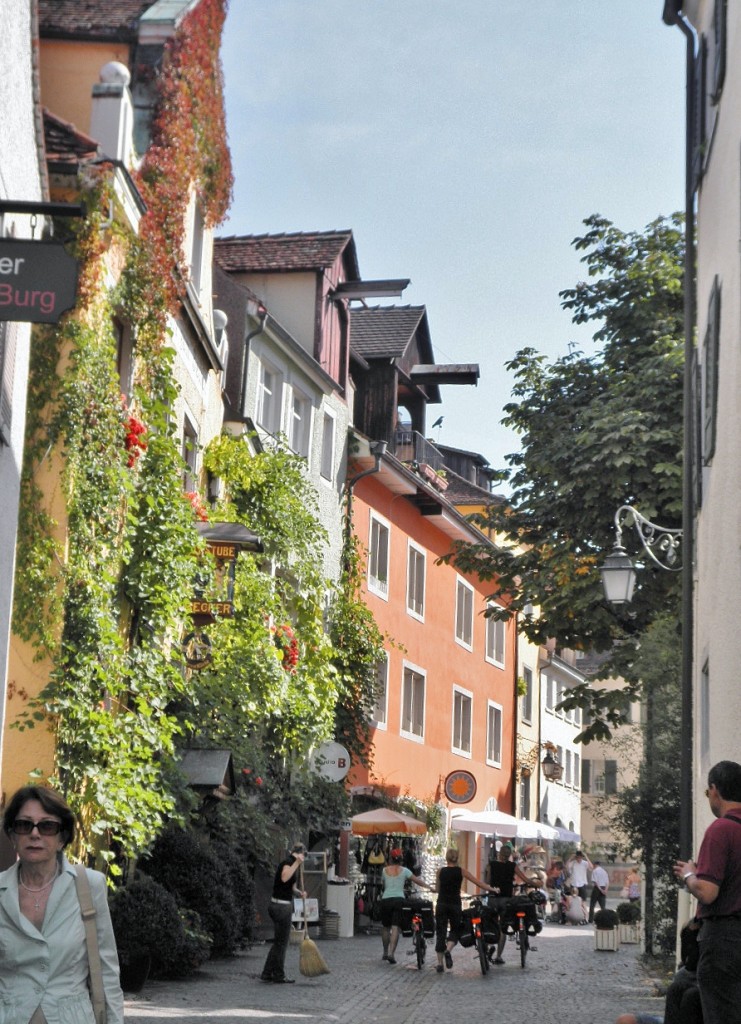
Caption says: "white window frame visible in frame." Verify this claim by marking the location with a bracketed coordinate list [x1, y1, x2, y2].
[288, 385, 312, 457]
[485, 604, 506, 667]
[368, 512, 391, 600]
[400, 661, 426, 742]
[406, 541, 426, 621]
[521, 665, 534, 724]
[451, 685, 473, 758]
[257, 358, 283, 435]
[573, 752, 580, 791]
[455, 576, 474, 650]
[486, 700, 503, 767]
[320, 408, 336, 482]
[371, 652, 388, 729]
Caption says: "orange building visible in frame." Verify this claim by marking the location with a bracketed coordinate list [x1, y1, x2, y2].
[346, 306, 517, 877]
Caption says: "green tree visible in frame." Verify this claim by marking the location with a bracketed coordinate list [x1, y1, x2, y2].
[448, 214, 684, 737]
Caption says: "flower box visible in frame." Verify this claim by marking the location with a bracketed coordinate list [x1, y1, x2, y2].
[595, 928, 621, 951]
[618, 922, 641, 944]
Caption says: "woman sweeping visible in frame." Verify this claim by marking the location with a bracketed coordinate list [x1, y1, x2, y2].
[435, 847, 497, 973]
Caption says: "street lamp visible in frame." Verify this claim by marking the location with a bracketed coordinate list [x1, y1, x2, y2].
[599, 505, 682, 605]
[518, 740, 564, 782]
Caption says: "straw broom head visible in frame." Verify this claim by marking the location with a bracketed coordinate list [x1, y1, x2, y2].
[298, 866, 330, 977]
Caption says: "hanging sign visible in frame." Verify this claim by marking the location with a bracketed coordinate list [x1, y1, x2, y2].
[444, 770, 477, 804]
[0, 239, 78, 323]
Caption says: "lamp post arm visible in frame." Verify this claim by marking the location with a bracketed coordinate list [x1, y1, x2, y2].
[614, 505, 682, 572]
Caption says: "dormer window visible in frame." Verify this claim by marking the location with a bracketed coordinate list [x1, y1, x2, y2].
[189, 202, 205, 296]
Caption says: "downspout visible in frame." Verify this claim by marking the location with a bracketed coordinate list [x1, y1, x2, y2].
[239, 307, 268, 419]
[662, 2, 696, 864]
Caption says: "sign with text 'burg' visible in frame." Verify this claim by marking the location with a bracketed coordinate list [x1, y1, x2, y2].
[0, 239, 78, 323]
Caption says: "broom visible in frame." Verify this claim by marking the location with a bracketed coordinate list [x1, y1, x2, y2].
[298, 866, 330, 977]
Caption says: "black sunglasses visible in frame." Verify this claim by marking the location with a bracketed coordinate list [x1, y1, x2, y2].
[11, 819, 63, 836]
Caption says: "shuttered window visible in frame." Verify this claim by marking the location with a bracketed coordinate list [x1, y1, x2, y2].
[702, 276, 721, 464]
[711, 0, 727, 104]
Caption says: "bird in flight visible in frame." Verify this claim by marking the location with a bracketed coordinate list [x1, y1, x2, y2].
[431, 415, 444, 429]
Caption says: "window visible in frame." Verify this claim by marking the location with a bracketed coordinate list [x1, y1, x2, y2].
[711, 0, 727, 103]
[401, 664, 425, 740]
[452, 686, 472, 756]
[0, 321, 17, 445]
[371, 654, 388, 728]
[582, 758, 591, 794]
[519, 772, 531, 819]
[573, 752, 580, 791]
[455, 577, 474, 649]
[521, 666, 533, 723]
[406, 543, 425, 619]
[485, 608, 505, 666]
[320, 410, 335, 481]
[703, 276, 720, 464]
[114, 318, 134, 400]
[368, 514, 390, 599]
[556, 745, 564, 782]
[565, 749, 572, 787]
[257, 359, 282, 434]
[288, 387, 311, 457]
[486, 701, 502, 766]
[604, 759, 618, 796]
[544, 674, 555, 711]
[190, 203, 205, 296]
[182, 415, 198, 491]
[691, 37, 707, 191]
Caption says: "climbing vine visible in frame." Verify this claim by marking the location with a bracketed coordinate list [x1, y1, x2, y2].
[11, 1, 233, 865]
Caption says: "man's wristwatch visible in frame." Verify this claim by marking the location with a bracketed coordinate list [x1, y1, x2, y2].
[683, 871, 695, 882]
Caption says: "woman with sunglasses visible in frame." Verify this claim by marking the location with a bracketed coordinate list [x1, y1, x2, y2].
[0, 785, 124, 1024]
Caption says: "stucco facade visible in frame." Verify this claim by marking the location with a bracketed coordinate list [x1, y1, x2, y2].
[0, 0, 45, 780]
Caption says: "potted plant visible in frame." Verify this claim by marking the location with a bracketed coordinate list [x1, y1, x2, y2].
[109, 876, 186, 990]
[616, 900, 641, 943]
[593, 908, 620, 951]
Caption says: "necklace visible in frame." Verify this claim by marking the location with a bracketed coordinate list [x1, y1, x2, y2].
[19, 867, 58, 911]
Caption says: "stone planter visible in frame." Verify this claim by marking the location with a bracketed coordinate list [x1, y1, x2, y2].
[595, 928, 620, 952]
[618, 922, 641, 944]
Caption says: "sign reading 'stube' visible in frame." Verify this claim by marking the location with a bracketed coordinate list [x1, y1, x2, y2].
[0, 239, 79, 324]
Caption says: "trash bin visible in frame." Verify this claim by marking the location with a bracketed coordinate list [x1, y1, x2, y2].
[321, 910, 340, 939]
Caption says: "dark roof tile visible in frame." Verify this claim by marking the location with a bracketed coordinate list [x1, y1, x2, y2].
[214, 230, 357, 276]
[38, 1, 157, 40]
[44, 108, 99, 165]
[350, 305, 427, 359]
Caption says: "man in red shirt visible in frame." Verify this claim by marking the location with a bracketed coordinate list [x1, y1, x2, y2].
[674, 760, 741, 1024]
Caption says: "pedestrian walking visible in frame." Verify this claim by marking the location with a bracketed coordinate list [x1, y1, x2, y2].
[485, 841, 536, 962]
[588, 859, 610, 922]
[261, 843, 308, 984]
[0, 784, 125, 1024]
[673, 760, 741, 1024]
[434, 847, 497, 973]
[566, 849, 592, 921]
[379, 848, 433, 964]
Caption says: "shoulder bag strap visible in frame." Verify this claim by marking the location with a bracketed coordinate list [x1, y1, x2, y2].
[74, 865, 107, 1024]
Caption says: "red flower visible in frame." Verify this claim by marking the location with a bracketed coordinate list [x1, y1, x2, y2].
[271, 623, 299, 672]
[184, 491, 209, 522]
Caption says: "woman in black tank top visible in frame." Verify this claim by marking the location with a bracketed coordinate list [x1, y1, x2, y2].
[434, 848, 497, 972]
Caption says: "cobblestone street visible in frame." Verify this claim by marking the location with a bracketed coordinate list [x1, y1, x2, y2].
[125, 921, 664, 1024]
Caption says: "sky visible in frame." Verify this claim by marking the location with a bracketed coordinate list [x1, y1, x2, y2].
[220, 1, 686, 483]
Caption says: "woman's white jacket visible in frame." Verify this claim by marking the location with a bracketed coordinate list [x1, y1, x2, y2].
[0, 855, 124, 1024]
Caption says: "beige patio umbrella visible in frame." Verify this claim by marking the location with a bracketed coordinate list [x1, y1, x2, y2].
[350, 808, 427, 835]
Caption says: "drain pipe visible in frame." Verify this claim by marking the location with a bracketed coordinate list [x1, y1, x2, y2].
[344, 440, 388, 552]
[239, 304, 268, 419]
[662, 1, 696, 865]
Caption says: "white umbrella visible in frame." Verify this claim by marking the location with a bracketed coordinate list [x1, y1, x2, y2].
[450, 809, 520, 836]
[451, 809, 558, 841]
[554, 826, 581, 843]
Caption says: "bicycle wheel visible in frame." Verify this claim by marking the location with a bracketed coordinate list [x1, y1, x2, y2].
[519, 923, 529, 968]
[476, 932, 489, 975]
[415, 928, 425, 970]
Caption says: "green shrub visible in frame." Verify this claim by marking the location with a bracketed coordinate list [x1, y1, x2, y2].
[616, 901, 641, 923]
[594, 908, 619, 930]
[109, 876, 183, 971]
[139, 825, 242, 956]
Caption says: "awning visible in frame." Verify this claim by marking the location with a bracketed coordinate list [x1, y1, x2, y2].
[451, 809, 559, 841]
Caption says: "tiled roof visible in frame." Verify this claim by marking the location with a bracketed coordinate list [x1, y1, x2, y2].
[443, 468, 503, 506]
[44, 109, 99, 166]
[38, 1, 157, 40]
[350, 305, 427, 359]
[214, 231, 358, 276]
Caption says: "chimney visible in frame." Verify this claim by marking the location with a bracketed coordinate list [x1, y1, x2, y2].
[89, 62, 136, 167]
